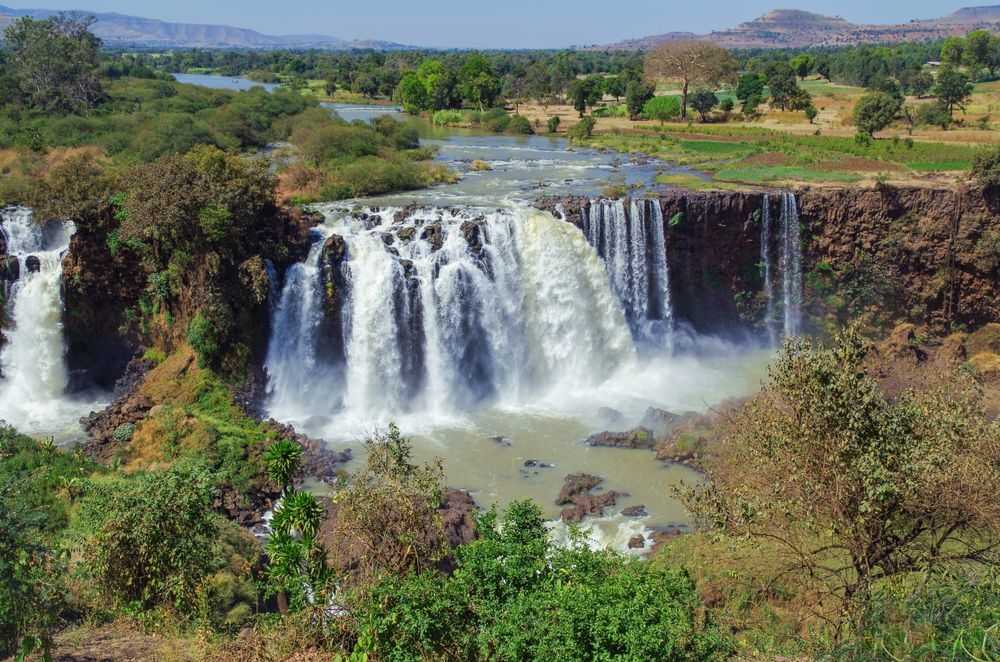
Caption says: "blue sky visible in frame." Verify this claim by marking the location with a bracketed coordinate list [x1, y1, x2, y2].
[2, 0, 985, 48]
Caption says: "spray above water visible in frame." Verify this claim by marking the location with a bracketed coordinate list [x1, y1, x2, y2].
[0, 207, 81, 435]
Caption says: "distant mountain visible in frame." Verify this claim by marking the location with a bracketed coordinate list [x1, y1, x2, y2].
[598, 5, 1000, 50]
[0, 4, 414, 49]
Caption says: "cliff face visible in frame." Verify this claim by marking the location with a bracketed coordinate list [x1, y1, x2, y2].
[545, 185, 1000, 338]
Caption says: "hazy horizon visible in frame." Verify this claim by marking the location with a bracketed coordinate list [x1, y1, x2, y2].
[1, 0, 991, 48]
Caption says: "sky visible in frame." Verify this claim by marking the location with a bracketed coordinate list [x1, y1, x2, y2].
[1, 0, 989, 48]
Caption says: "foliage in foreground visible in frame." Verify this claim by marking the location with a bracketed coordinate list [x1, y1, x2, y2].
[684, 326, 1000, 634]
[352, 500, 731, 661]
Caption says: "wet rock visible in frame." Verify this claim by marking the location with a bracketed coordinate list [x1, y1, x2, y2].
[556, 473, 625, 523]
[460, 220, 483, 255]
[397, 226, 417, 242]
[0, 256, 18, 282]
[596, 406, 626, 429]
[488, 435, 512, 447]
[556, 473, 603, 504]
[639, 407, 683, 437]
[584, 427, 655, 450]
[440, 488, 478, 548]
[622, 505, 648, 517]
[318, 234, 350, 364]
[24, 255, 40, 273]
[523, 459, 554, 468]
[628, 535, 646, 549]
[420, 223, 444, 251]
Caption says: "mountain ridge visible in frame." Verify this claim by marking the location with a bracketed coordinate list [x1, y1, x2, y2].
[0, 4, 413, 49]
[597, 5, 1000, 50]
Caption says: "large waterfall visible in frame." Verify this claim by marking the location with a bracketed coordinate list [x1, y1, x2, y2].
[759, 192, 802, 342]
[0, 208, 77, 432]
[264, 205, 635, 428]
[580, 199, 674, 348]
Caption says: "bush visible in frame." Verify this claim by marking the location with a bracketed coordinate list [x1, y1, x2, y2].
[546, 116, 560, 133]
[505, 114, 533, 135]
[567, 116, 597, 140]
[352, 501, 731, 661]
[642, 95, 681, 123]
[915, 102, 952, 130]
[853, 91, 902, 137]
[78, 465, 220, 610]
[431, 109, 464, 126]
[972, 144, 1000, 189]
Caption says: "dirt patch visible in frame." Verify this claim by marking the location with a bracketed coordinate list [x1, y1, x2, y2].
[815, 156, 903, 172]
[738, 152, 790, 167]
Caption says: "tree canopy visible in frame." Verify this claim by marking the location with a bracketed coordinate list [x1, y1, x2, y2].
[644, 41, 737, 119]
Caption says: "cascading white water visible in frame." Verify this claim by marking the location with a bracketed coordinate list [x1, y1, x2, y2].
[779, 193, 802, 338]
[264, 205, 635, 427]
[0, 207, 77, 432]
[581, 199, 673, 347]
[759, 192, 802, 343]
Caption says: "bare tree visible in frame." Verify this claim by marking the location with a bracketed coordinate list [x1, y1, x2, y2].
[644, 41, 737, 119]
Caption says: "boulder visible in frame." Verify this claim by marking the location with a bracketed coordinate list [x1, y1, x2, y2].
[621, 504, 648, 517]
[487, 435, 512, 447]
[584, 427, 654, 450]
[24, 255, 40, 273]
[420, 223, 444, 251]
[556, 473, 625, 523]
[628, 535, 646, 549]
[0, 255, 18, 282]
[639, 407, 683, 437]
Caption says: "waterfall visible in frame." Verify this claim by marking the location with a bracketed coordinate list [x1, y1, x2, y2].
[760, 193, 777, 346]
[264, 205, 635, 424]
[581, 199, 673, 348]
[779, 193, 802, 338]
[759, 192, 802, 343]
[0, 207, 76, 430]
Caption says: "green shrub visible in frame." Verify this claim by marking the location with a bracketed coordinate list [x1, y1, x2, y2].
[567, 116, 597, 141]
[505, 114, 533, 135]
[77, 465, 220, 610]
[547, 116, 560, 133]
[432, 109, 465, 126]
[642, 95, 682, 123]
[972, 145, 1000, 190]
[352, 500, 731, 661]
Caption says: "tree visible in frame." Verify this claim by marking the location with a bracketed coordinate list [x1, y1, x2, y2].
[568, 77, 602, 117]
[396, 72, 429, 114]
[266, 489, 333, 614]
[790, 54, 815, 79]
[940, 36, 965, 67]
[625, 80, 655, 120]
[4, 15, 105, 114]
[605, 75, 627, 102]
[965, 30, 993, 72]
[916, 101, 953, 130]
[805, 104, 818, 123]
[324, 79, 337, 97]
[546, 116, 560, 133]
[735, 72, 766, 102]
[459, 54, 501, 111]
[644, 40, 737, 119]
[766, 61, 800, 111]
[417, 58, 459, 110]
[688, 88, 718, 122]
[567, 116, 597, 140]
[903, 70, 934, 97]
[684, 328, 1000, 629]
[934, 66, 973, 117]
[853, 91, 902, 137]
[264, 439, 303, 496]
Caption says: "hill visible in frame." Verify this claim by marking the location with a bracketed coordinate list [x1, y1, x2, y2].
[599, 5, 1000, 50]
[0, 4, 413, 49]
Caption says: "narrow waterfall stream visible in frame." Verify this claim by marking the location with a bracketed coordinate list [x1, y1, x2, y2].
[759, 192, 803, 343]
[0, 208, 98, 437]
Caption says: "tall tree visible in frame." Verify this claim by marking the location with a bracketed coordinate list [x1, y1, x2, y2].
[459, 53, 501, 111]
[4, 15, 105, 114]
[934, 66, 974, 117]
[644, 41, 737, 119]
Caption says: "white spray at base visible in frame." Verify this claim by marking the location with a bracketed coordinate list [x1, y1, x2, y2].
[0, 208, 84, 436]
